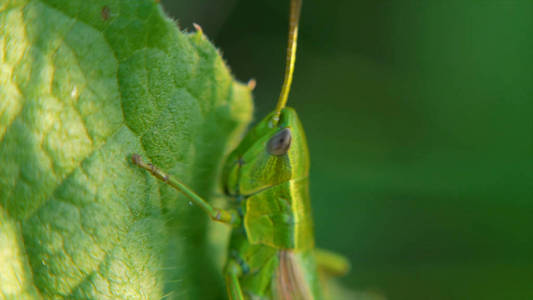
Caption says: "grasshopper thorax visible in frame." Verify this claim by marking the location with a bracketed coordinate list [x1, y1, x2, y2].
[223, 107, 314, 249]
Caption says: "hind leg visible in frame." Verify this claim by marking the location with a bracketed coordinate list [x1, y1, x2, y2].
[315, 248, 350, 276]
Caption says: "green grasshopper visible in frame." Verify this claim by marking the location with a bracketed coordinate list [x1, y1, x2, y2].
[132, 0, 349, 298]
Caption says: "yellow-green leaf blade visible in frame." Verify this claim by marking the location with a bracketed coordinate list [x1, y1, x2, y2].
[0, 0, 253, 298]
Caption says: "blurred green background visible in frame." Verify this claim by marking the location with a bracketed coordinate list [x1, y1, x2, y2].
[162, 1, 532, 299]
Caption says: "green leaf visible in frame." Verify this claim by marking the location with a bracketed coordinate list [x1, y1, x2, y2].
[0, 206, 41, 299]
[0, 0, 253, 299]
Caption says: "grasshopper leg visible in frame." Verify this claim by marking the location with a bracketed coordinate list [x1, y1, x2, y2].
[315, 248, 350, 277]
[131, 154, 240, 225]
[225, 259, 245, 300]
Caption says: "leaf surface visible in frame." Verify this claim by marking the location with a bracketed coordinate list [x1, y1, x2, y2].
[0, 0, 253, 298]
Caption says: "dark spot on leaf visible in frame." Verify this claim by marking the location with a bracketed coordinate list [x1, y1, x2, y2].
[101, 6, 110, 21]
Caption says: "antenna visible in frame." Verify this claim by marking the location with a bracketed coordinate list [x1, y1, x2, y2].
[273, 0, 302, 121]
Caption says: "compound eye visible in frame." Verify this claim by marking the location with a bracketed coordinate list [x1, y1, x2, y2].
[267, 128, 292, 156]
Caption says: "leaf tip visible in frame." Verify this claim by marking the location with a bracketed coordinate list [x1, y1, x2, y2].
[247, 79, 256, 91]
[193, 23, 204, 35]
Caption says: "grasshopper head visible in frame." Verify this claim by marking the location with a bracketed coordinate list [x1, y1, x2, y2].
[223, 107, 310, 196]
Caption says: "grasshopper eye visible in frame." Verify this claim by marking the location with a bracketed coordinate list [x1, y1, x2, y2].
[267, 128, 292, 156]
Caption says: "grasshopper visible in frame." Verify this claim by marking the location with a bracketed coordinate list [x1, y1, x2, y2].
[132, 0, 349, 298]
